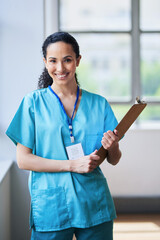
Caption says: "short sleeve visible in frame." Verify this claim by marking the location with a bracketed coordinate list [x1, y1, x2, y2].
[104, 100, 118, 132]
[6, 95, 35, 150]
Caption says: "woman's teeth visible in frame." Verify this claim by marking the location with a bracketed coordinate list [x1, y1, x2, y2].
[56, 74, 68, 79]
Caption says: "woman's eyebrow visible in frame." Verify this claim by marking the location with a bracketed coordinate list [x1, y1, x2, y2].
[48, 55, 73, 59]
[63, 55, 73, 59]
[49, 57, 56, 59]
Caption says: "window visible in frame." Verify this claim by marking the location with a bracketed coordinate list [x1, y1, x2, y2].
[58, 0, 160, 125]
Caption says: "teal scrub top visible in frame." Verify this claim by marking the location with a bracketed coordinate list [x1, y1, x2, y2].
[6, 87, 118, 232]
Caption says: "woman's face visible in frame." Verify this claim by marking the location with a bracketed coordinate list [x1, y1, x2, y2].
[44, 41, 81, 86]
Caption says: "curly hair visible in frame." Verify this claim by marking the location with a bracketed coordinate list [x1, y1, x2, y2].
[38, 32, 80, 89]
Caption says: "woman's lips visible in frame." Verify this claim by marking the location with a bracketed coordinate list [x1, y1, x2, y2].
[55, 73, 69, 79]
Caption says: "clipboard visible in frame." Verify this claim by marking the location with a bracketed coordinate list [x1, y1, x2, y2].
[97, 98, 147, 160]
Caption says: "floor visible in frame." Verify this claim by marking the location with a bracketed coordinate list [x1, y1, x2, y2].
[72, 214, 160, 240]
[114, 214, 160, 240]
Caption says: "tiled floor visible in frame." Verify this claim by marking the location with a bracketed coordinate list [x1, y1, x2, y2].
[114, 214, 160, 240]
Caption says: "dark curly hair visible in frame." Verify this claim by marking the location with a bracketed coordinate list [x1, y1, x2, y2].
[38, 32, 80, 89]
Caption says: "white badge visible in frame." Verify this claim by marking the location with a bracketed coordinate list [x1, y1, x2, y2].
[66, 143, 84, 160]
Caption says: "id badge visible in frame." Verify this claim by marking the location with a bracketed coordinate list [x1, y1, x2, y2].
[66, 143, 84, 160]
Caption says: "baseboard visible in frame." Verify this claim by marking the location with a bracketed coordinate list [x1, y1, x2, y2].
[113, 197, 160, 214]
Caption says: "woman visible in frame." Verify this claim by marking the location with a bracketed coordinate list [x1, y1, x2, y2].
[6, 32, 121, 240]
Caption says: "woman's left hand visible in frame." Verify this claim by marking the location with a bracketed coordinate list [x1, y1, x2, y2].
[101, 129, 121, 165]
[101, 129, 119, 151]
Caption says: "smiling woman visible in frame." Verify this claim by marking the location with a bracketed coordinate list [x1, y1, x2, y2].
[6, 32, 121, 240]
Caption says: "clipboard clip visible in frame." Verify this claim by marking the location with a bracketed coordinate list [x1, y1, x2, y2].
[136, 96, 146, 104]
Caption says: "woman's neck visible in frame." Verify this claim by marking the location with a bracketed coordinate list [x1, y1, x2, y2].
[50, 82, 78, 98]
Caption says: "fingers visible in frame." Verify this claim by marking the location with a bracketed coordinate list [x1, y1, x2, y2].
[113, 129, 118, 136]
[91, 149, 98, 155]
[87, 159, 99, 172]
[101, 130, 119, 150]
[90, 151, 100, 161]
[104, 130, 119, 141]
[85, 152, 100, 172]
[75, 152, 100, 174]
[102, 132, 115, 147]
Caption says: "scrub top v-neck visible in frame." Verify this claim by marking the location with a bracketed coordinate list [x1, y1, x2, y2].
[6, 87, 118, 232]
[48, 85, 83, 131]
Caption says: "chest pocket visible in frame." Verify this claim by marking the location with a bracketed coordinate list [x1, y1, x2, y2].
[85, 133, 103, 155]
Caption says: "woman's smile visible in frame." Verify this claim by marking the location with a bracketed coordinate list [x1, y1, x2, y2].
[55, 72, 69, 80]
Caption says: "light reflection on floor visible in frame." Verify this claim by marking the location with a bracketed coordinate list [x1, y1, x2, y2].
[114, 214, 160, 240]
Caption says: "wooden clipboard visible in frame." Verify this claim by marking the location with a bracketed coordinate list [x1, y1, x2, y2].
[97, 99, 147, 160]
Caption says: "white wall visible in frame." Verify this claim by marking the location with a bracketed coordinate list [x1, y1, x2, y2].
[0, 171, 11, 240]
[0, 0, 44, 239]
[0, 0, 44, 131]
[101, 128, 160, 197]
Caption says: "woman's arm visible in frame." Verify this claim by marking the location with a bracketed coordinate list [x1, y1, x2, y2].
[17, 143, 100, 173]
[101, 129, 122, 165]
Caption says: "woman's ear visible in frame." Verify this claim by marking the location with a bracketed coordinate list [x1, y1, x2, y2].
[76, 55, 81, 67]
[43, 58, 47, 69]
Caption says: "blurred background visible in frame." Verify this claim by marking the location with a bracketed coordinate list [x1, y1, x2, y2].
[0, 0, 160, 239]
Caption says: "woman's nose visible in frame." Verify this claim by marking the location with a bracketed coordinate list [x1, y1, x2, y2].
[57, 62, 64, 72]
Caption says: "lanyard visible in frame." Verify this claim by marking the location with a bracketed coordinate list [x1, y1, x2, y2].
[49, 85, 80, 143]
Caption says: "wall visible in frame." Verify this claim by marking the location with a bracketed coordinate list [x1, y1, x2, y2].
[0, 0, 44, 131]
[0, 0, 44, 239]
[101, 128, 160, 197]
[0, 170, 11, 240]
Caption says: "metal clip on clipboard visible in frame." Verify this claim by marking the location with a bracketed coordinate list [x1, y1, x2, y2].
[97, 97, 147, 161]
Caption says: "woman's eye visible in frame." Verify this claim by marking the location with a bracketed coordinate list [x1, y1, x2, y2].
[64, 58, 72, 63]
[49, 59, 56, 63]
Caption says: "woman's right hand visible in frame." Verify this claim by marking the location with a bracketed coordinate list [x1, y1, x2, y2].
[69, 150, 100, 173]
[17, 143, 100, 173]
